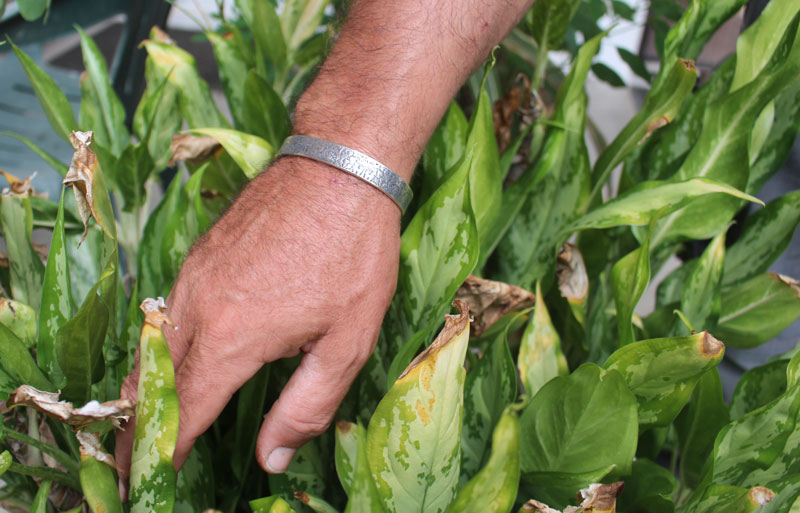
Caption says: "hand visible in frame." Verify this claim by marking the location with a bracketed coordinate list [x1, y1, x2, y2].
[116, 156, 401, 490]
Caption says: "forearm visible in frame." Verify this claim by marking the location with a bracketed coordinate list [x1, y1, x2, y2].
[293, 0, 534, 181]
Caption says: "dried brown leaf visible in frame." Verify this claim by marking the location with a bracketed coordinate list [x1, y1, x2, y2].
[169, 133, 222, 166]
[140, 297, 172, 329]
[521, 499, 562, 513]
[575, 482, 624, 512]
[7, 385, 134, 430]
[77, 431, 118, 470]
[63, 131, 102, 244]
[492, 74, 540, 154]
[557, 243, 589, 304]
[455, 275, 535, 337]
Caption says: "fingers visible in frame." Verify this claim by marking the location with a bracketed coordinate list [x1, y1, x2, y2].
[170, 341, 266, 469]
[255, 328, 370, 474]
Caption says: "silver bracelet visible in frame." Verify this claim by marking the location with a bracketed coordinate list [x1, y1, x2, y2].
[277, 135, 413, 213]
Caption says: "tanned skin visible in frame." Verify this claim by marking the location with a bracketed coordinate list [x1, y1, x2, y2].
[116, 0, 535, 490]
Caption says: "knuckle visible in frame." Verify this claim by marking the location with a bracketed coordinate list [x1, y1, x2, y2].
[283, 414, 331, 439]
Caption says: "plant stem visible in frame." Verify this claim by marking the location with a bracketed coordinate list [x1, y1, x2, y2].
[0, 425, 80, 474]
[25, 409, 43, 467]
[8, 462, 81, 491]
[531, 36, 549, 92]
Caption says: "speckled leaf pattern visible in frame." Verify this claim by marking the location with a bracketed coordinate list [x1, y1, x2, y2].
[0, 190, 44, 312]
[335, 421, 358, 497]
[679, 230, 726, 334]
[187, 128, 273, 179]
[0, 298, 36, 349]
[518, 284, 568, 397]
[604, 331, 724, 427]
[611, 228, 651, 347]
[729, 360, 789, 420]
[343, 422, 383, 513]
[367, 302, 471, 513]
[445, 407, 520, 513]
[423, 102, 468, 202]
[129, 301, 180, 513]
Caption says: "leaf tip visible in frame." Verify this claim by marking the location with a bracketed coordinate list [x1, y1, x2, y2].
[140, 297, 172, 329]
[699, 331, 725, 358]
[397, 300, 469, 380]
[749, 486, 775, 506]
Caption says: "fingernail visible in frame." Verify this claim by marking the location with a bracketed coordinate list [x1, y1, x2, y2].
[265, 447, 296, 473]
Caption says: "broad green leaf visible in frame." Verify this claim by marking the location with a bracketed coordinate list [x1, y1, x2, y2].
[0, 451, 11, 476]
[242, 70, 292, 149]
[604, 331, 724, 427]
[611, 231, 651, 347]
[0, 322, 52, 391]
[76, 27, 130, 156]
[343, 422, 383, 513]
[395, 149, 478, 336]
[422, 102, 468, 202]
[280, 0, 329, 54]
[679, 229, 725, 333]
[0, 190, 44, 311]
[114, 142, 156, 213]
[749, 101, 774, 166]
[591, 57, 697, 198]
[729, 0, 800, 92]
[80, 452, 123, 513]
[142, 39, 228, 129]
[730, 360, 789, 421]
[617, 47, 652, 83]
[187, 128, 273, 179]
[133, 61, 182, 170]
[249, 0, 288, 77]
[367, 302, 471, 513]
[268, 440, 326, 510]
[175, 439, 215, 513]
[56, 247, 117, 403]
[494, 32, 601, 286]
[137, 172, 183, 299]
[9, 39, 78, 142]
[130, 300, 179, 513]
[0, 132, 68, 177]
[675, 369, 729, 488]
[530, 0, 581, 49]
[591, 62, 625, 87]
[763, 475, 800, 513]
[29, 479, 51, 513]
[520, 364, 637, 475]
[207, 30, 250, 129]
[17, 0, 47, 20]
[723, 191, 800, 288]
[461, 325, 518, 481]
[690, 484, 778, 513]
[467, 57, 503, 260]
[716, 273, 800, 348]
[38, 190, 73, 384]
[518, 283, 568, 396]
[0, 299, 35, 349]
[446, 408, 520, 513]
[250, 496, 297, 513]
[335, 421, 358, 497]
[709, 353, 800, 488]
[616, 458, 676, 513]
[567, 177, 762, 233]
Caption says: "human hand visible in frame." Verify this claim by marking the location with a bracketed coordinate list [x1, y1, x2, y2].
[115, 156, 401, 491]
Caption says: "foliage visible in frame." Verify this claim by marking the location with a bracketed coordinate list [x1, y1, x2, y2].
[2, 0, 800, 512]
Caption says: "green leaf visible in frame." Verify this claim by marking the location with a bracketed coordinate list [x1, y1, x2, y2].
[611, 230, 651, 347]
[708, 353, 800, 488]
[367, 303, 471, 513]
[343, 422, 383, 513]
[76, 27, 130, 157]
[592, 57, 697, 199]
[268, 440, 326, 509]
[230, 365, 270, 484]
[17, 0, 47, 20]
[335, 421, 358, 497]
[518, 283, 568, 396]
[461, 324, 518, 481]
[749, 101, 774, 166]
[0, 299, 35, 349]
[8, 39, 78, 142]
[679, 229, 725, 333]
[141, 39, 228, 129]
[723, 191, 800, 288]
[279, 0, 329, 55]
[494, 32, 601, 287]
[616, 458, 676, 513]
[115, 142, 156, 213]
[130, 301, 179, 513]
[0, 191, 45, 311]
[56, 247, 117, 403]
[0, 132, 68, 177]
[690, 484, 779, 513]
[0, 451, 11, 476]
[522, 465, 616, 510]
[604, 331, 725, 427]
[520, 364, 638, 476]
[386, 324, 437, 389]
[249, 0, 288, 76]
[446, 407, 520, 513]
[37, 191, 73, 384]
[715, 273, 800, 348]
[29, 479, 51, 513]
[137, 172, 183, 299]
[730, 360, 789, 421]
[207, 30, 250, 130]
[530, 0, 582, 49]
[0, 322, 51, 391]
[591, 62, 625, 87]
[133, 61, 182, 170]
[422, 102, 468, 203]
[567, 177, 762, 233]
[617, 47, 651, 82]
[186, 128, 273, 179]
[175, 438, 215, 513]
[242, 70, 292, 149]
[674, 368, 729, 489]
[80, 453, 123, 513]
[394, 148, 478, 336]
[250, 496, 298, 513]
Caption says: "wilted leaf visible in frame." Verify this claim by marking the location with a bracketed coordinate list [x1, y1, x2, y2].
[6, 385, 133, 429]
[77, 431, 117, 469]
[186, 128, 273, 179]
[557, 243, 589, 308]
[169, 134, 222, 166]
[455, 275, 534, 337]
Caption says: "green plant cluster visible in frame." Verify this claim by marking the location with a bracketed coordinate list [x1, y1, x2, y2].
[1, 0, 800, 512]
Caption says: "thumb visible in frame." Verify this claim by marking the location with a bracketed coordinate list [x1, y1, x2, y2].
[255, 330, 369, 473]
